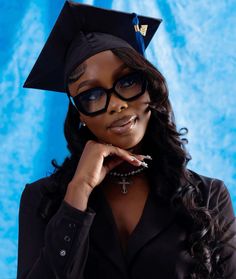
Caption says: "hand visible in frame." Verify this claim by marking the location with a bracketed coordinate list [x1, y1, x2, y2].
[64, 140, 151, 210]
[71, 140, 147, 190]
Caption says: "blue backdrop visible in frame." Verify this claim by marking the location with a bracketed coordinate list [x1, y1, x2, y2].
[0, 0, 235, 277]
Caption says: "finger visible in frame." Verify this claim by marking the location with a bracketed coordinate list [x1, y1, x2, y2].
[103, 145, 143, 167]
[135, 154, 153, 161]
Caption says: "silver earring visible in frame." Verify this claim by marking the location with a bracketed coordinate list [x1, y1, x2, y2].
[81, 122, 86, 127]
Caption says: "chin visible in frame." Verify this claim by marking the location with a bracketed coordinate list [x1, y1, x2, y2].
[109, 133, 145, 150]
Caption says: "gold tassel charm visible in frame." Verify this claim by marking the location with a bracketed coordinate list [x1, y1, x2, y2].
[134, 24, 148, 36]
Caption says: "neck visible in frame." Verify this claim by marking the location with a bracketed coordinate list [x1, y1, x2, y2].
[102, 171, 149, 197]
[126, 140, 144, 154]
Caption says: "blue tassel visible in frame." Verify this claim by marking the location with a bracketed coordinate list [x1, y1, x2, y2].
[132, 13, 146, 56]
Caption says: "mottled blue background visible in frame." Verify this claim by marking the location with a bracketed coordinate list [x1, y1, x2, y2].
[0, 0, 235, 277]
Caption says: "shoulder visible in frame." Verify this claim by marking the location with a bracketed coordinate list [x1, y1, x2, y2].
[188, 169, 225, 192]
[20, 175, 57, 209]
[187, 169, 235, 218]
[188, 169, 228, 196]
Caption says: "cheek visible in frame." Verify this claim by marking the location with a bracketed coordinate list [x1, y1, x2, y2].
[138, 91, 151, 104]
[138, 93, 151, 126]
[83, 116, 106, 137]
[134, 91, 151, 114]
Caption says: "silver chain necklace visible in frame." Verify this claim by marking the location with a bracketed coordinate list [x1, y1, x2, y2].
[109, 167, 146, 194]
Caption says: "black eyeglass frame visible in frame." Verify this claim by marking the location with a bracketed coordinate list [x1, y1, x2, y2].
[67, 71, 148, 116]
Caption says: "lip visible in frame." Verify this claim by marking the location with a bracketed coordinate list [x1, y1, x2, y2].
[108, 115, 137, 128]
[108, 115, 137, 135]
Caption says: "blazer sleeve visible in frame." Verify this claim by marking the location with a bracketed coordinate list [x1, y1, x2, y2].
[209, 180, 236, 279]
[17, 182, 96, 279]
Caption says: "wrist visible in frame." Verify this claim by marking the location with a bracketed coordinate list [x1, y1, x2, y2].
[64, 181, 93, 211]
[69, 180, 93, 196]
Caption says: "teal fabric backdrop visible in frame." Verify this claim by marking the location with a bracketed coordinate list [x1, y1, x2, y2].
[0, 0, 235, 277]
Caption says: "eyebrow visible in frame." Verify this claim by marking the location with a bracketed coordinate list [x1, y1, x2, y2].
[68, 63, 87, 84]
[76, 63, 129, 92]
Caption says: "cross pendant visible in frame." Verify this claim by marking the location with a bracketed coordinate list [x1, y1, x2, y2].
[118, 177, 130, 194]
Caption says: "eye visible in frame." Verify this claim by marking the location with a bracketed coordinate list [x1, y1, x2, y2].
[85, 88, 105, 102]
[118, 73, 142, 90]
[119, 76, 136, 88]
[87, 93, 98, 101]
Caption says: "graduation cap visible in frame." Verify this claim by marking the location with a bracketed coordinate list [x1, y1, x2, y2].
[24, 1, 162, 93]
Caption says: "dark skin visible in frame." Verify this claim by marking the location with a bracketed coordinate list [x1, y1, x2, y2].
[102, 174, 150, 252]
[66, 50, 151, 252]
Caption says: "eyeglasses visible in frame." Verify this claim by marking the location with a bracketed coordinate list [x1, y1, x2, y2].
[68, 71, 147, 116]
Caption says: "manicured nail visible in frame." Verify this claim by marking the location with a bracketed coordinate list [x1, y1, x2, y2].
[142, 155, 152, 160]
[140, 161, 148, 168]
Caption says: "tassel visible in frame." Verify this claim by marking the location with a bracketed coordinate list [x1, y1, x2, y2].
[132, 13, 146, 56]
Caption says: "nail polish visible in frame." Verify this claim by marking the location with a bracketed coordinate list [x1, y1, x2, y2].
[130, 156, 137, 161]
[142, 155, 152, 160]
[140, 161, 148, 168]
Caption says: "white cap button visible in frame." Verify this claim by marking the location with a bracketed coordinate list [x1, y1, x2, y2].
[60, 249, 66, 256]
[64, 235, 71, 242]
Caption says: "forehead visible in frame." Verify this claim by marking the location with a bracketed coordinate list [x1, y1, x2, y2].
[68, 50, 129, 95]
[81, 50, 125, 76]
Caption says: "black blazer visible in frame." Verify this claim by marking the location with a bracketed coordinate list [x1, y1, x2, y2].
[17, 171, 236, 279]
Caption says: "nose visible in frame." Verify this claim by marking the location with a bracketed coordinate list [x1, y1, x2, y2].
[107, 93, 128, 115]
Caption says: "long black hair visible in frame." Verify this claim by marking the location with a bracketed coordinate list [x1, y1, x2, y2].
[39, 47, 234, 278]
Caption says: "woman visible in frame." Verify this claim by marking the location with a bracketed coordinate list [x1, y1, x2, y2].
[17, 1, 236, 279]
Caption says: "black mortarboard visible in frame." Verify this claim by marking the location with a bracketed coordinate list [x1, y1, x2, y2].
[23, 1, 161, 93]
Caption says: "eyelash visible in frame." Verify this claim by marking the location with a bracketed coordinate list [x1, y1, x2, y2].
[75, 71, 134, 95]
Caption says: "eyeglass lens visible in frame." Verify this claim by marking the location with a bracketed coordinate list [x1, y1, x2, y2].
[74, 72, 146, 114]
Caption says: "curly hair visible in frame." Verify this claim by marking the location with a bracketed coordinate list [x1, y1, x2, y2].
[38, 47, 234, 278]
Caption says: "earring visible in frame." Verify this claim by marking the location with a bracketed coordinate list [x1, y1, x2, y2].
[81, 121, 86, 127]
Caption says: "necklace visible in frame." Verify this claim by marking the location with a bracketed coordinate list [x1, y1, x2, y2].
[109, 167, 145, 194]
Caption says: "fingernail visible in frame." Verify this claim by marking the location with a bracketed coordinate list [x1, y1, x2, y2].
[142, 155, 152, 160]
[130, 156, 137, 161]
[140, 161, 148, 168]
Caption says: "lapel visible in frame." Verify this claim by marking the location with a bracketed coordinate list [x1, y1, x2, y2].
[126, 189, 176, 266]
[88, 170, 203, 273]
[125, 170, 203, 266]
[88, 187, 128, 275]
[88, 185, 177, 271]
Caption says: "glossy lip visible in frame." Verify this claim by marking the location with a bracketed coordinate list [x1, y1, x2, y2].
[108, 115, 137, 129]
[108, 116, 137, 135]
